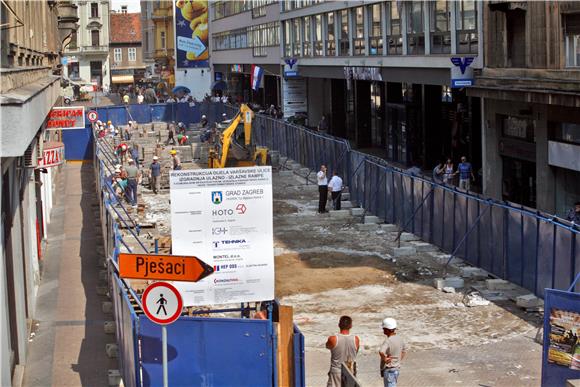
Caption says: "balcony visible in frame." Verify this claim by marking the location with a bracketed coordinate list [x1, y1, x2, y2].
[65, 45, 109, 55]
[468, 68, 580, 107]
[152, 8, 172, 20]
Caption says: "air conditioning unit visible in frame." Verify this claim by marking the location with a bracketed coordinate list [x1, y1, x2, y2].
[23, 137, 40, 168]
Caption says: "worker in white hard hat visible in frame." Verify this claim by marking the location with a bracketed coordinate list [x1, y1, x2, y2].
[200, 114, 208, 127]
[325, 315, 359, 387]
[379, 317, 407, 387]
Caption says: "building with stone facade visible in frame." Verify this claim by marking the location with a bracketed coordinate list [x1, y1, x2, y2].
[468, 1, 580, 215]
[64, 0, 111, 90]
[0, 1, 78, 384]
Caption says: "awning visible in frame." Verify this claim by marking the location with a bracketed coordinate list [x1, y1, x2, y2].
[211, 80, 227, 91]
[111, 75, 134, 84]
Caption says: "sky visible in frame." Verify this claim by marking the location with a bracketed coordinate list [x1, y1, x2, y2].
[111, 0, 141, 13]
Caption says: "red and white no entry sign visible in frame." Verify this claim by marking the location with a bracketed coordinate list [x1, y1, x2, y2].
[142, 282, 183, 325]
[87, 110, 99, 123]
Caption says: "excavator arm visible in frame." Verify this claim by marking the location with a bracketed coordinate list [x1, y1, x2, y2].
[209, 104, 254, 168]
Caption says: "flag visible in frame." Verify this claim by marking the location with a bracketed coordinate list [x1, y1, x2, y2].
[251, 64, 264, 91]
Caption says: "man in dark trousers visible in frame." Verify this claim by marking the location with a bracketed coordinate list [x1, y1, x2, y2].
[325, 316, 360, 387]
[317, 164, 328, 213]
[328, 171, 343, 210]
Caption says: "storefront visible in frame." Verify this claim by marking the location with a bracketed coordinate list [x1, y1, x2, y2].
[213, 64, 280, 107]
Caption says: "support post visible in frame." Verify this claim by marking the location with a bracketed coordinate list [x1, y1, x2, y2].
[162, 325, 168, 387]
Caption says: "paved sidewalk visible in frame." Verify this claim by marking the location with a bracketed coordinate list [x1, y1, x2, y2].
[22, 163, 116, 386]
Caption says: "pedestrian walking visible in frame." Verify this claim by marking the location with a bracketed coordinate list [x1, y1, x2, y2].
[328, 171, 343, 211]
[170, 150, 182, 170]
[318, 114, 329, 133]
[124, 159, 140, 208]
[325, 316, 360, 387]
[379, 318, 407, 387]
[130, 144, 139, 167]
[442, 158, 454, 184]
[566, 202, 580, 223]
[317, 164, 329, 213]
[123, 93, 130, 104]
[432, 161, 444, 184]
[149, 156, 161, 194]
[455, 156, 475, 191]
[137, 93, 144, 104]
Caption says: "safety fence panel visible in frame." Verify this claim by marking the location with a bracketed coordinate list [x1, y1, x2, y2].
[111, 275, 140, 387]
[293, 325, 306, 387]
[465, 197, 480, 267]
[62, 126, 94, 160]
[127, 104, 152, 123]
[139, 316, 273, 387]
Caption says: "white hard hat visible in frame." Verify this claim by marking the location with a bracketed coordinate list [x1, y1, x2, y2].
[153, 156, 159, 160]
[127, 158, 134, 163]
[114, 168, 121, 173]
[115, 164, 122, 169]
[202, 115, 207, 119]
[381, 318, 397, 330]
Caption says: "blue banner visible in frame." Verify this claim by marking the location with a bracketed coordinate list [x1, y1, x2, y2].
[175, 0, 209, 68]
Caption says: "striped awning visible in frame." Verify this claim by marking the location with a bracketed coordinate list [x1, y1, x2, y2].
[111, 75, 134, 84]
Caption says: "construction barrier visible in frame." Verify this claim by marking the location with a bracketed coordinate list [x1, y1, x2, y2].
[90, 117, 305, 386]
[243, 111, 580, 299]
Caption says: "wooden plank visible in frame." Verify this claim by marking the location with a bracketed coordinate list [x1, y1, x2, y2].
[276, 305, 294, 387]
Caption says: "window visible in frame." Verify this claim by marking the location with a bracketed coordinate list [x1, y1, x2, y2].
[456, 0, 478, 54]
[114, 48, 122, 62]
[501, 115, 535, 143]
[212, 22, 280, 55]
[506, 10, 525, 67]
[406, 1, 425, 54]
[128, 47, 137, 61]
[388, 2, 402, 55]
[565, 14, 580, 67]
[284, 20, 291, 56]
[90, 2, 99, 18]
[326, 12, 335, 56]
[314, 14, 323, 56]
[91, 30, 100, 46]
[353, 7, 365, 55]
[160, 31, 166, 49]
[69, 31, 78, 49]
[339, 9, 349, 55]
[369, 3, 382, 55]
[430, 0, 451, 54]
[292, 18, 301, 56]
[550, 121, 580, 145]
[303, 16, 311, 56]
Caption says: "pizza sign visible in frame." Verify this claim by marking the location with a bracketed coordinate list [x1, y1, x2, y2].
[39, 142, 65, 168]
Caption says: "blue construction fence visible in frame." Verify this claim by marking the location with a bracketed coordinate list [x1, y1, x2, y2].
[91, 118, 305, 387]
[242, 111, 580, 299]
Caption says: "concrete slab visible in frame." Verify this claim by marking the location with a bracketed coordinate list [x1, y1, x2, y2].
[351, 208, 364, 216]
[381, 224, 398, 233]
[355, 223, 379, 232]
[434, 277, 465, 290]
[460, 266, 489, 279]
[410, 241, 438, 252]
[516, 294, 543, 308]
[329, 210, 351, 218]
[393, 246, 417, 257]
[400, 232, 420, 241]
[364, 215, 380, 224]
[279, 170, 294, 177]
[486, 279, 516, 291]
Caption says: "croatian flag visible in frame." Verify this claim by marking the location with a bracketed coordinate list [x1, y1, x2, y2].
[251, 64, 264, 91]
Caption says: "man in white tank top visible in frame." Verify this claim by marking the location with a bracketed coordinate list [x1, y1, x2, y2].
[325, 315, 360, 387]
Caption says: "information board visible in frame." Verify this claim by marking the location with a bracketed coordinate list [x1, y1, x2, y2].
[169, 166, 274, 306]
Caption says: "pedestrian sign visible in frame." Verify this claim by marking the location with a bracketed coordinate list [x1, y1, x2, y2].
[119, 253, 214, 282]
[142, 282, 183, 325]
[87, 110, 99, 123]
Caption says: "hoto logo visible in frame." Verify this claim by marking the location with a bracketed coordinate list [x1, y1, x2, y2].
[236, 203, 247, 214]
[450, 57, 474, 74]
[211, 191, 223, 205]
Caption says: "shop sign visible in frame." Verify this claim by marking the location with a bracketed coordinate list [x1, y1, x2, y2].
[111, 68, 135, 76]
[169, 166, 274, 307]
[282, 77, 307, 118]
[47, 106, 85, 129]
[284, 58, 299, 78]
[450, 57, 475, 88]
[344, 66, 383, 82]
[38, 142, 65, 168]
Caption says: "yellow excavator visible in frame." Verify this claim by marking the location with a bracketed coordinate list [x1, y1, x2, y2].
[208, 104, 269, 168]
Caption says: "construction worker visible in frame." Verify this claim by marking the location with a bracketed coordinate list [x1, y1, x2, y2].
[177, 122, 186, 134]
[149, 156, 161, 194]
[170, 150, 182, 170]
[115, 143, 129, 163]
[176, 132, 188, 145]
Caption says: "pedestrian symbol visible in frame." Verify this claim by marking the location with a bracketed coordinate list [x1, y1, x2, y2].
[156, 293, 168, 315]
[142, 282, 183, 325]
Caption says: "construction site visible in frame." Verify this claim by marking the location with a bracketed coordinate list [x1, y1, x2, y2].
[92, 106, 546, 386]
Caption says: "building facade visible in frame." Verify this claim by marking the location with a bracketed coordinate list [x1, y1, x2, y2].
[145, 0, 176, 91]
[140, 0, 156, 75]
[0, 1, 77, 383]
[109, 11, 145, 92]
[210, 0, 282, 106]
[279, 1, 484, 174]
[64, 0, 111, 90]
[468, 1, 580, 215]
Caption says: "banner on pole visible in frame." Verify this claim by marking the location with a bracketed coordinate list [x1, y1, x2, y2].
[169, 166, 274, 306]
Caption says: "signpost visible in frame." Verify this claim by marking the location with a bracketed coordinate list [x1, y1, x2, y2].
[142, 281, 183, 387]
[87, 110, 99, 123]
[118, 253, 214, 282]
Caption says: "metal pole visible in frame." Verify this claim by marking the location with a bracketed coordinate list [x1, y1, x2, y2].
[162, 325, 168, 387]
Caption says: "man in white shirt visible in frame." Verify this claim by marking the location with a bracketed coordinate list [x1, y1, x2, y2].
[328, 171, 343, 210]
[317, 165, 328, 214]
